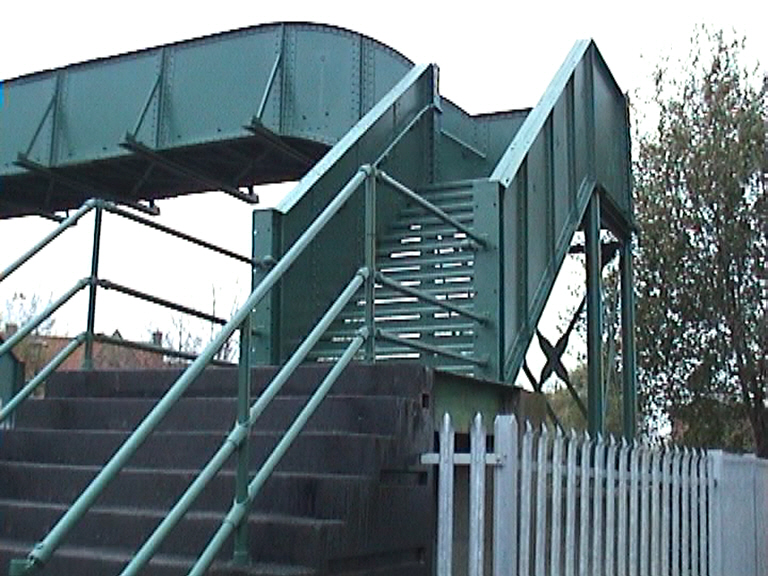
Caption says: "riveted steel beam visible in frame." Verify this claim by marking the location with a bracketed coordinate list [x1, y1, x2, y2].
[14, 154, 159, 216]
[120, 135, 258, 204]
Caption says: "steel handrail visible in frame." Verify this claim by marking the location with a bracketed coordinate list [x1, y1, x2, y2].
[0, 200, 97, 283]
[96, 279, 229, 326]
[0, 332, 88, 425]
[0, 278, 90, 359]
[92, 333, 232, 367]
[101, 203, 252, 265]
[0, 193, 251, 422]
[12, 165, 371, 573]
[0, 278, 91, 425]
[189, 327, 368, 576]
[120, 269, 368, 575]
[376, 170, 488, 248]
[375, 271, 486, 324]
[377, 328, 487, 366]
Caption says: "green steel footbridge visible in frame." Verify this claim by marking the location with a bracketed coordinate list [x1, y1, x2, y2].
[0, 23, 635, 575]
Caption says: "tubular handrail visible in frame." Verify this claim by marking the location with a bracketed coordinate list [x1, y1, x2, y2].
[96, 279, 229, 326]
[0, 200, 97, 283]
[102, 203, 253, 265]
[0, 332, 87, 425]
[120, 269, 367, 575]
[0, 195, 252, 426]
[190, 327, 368, 576]
[377, 328, 487, 366]
[92, 333, 232, 367]
[376, 169, 487, 248]
[375, 271, 486, 324]
[0, 278, 90, 359]
[12, 165, 371, 572]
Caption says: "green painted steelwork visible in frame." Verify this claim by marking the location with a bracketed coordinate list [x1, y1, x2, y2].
[621, 239, 638, 438]
[0, 336, 23, 416]
[1, 24, 638, 572]
[586, 193, 604, 435]
[0, 23, 415, 218]
[0, 200, 248, 426]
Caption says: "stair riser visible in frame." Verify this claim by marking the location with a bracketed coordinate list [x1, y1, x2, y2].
[1, 504, 341, 565]
[13, 396, 412, 436]
[0, 547, 310, 576]
[0, 431, 399, 475]
[0, 465, 380, 519]
[1, 363, 435, 575]
[44, 364, 431, 400]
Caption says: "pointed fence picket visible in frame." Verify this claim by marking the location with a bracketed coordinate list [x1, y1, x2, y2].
[422, 413, 716, 576]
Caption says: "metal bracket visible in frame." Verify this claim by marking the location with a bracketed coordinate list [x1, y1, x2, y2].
[255, 48, 283, 122]
[440, 129, 486, 160]
[120, 135, 258, 204]
[522, 360, 563, 429]
[129, 73, 162, 141]
[244, 119, 314, 168]
[8, 558, 36, 576]
[14, 154, 160, 216]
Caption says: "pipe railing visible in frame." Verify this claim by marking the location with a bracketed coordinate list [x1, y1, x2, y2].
[120, 269, 367, 575]
[9, 165, 371, 574]
[375, 271, 486, 324]
[0, 198, 254, 423]
[7, 160, 489, 574]
[376, 169, 488, 248]
[190, 327, 368, 576]
[0, 333, 87, 425]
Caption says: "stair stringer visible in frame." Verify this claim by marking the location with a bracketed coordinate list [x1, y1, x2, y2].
[251, 63, 440, 365]
[490, 40, 633, 383]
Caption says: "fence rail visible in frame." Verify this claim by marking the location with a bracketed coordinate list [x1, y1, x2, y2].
[422, 413, 715, 576]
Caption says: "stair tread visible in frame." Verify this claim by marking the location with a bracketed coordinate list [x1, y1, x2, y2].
[0, 498, 345, 526]
[0, 538, 317, 575]
[5, 428, 391, 438]
[0, 460, 370, 481]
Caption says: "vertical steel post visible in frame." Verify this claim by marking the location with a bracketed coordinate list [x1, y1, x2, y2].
[364, 170, 376, 361]
[585, 192, 604, 436]
[83, 204, 103, 369]
[620, 238, 637, 440]
[233, 315, 251, 565]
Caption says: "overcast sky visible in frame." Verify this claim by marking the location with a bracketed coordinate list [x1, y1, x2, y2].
[1, 0, 765, 375]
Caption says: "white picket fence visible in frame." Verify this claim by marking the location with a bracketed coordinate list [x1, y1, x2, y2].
[421, 413, 714, 576]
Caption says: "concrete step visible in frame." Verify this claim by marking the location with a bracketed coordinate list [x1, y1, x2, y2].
[0, 538, 317, 576]
[0, 462, 375, 519]
[0, 429, 404, 475]
[0, 499, 344, 567]
[12, 395, 414, 435]
[43, 364, 431, 401]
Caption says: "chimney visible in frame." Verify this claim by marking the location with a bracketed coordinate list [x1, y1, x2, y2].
[151, 330, 163, 347]
[5, 323, 18, 338]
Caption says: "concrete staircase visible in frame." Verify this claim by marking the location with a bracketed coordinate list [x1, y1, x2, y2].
[0, 364, 435, 575]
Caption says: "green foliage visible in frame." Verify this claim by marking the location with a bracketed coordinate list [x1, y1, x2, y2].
[633, 28, 767, 455]
[547, 362, 625, 438]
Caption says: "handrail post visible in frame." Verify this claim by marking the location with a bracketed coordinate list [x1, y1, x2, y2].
[233, 314, 252, 565]
[83, 204, 103, 370]
[363, 166, 376, 362]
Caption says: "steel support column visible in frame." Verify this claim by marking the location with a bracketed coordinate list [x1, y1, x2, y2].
[83, 205, 103, 369]
[233, 315, 251, 566]
[364, 170, 376, 361]
[585, 192, 604, 436]
[620, 237, 637, 440]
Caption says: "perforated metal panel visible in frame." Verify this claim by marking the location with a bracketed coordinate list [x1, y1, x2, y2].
[312, 182, 481, 374]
